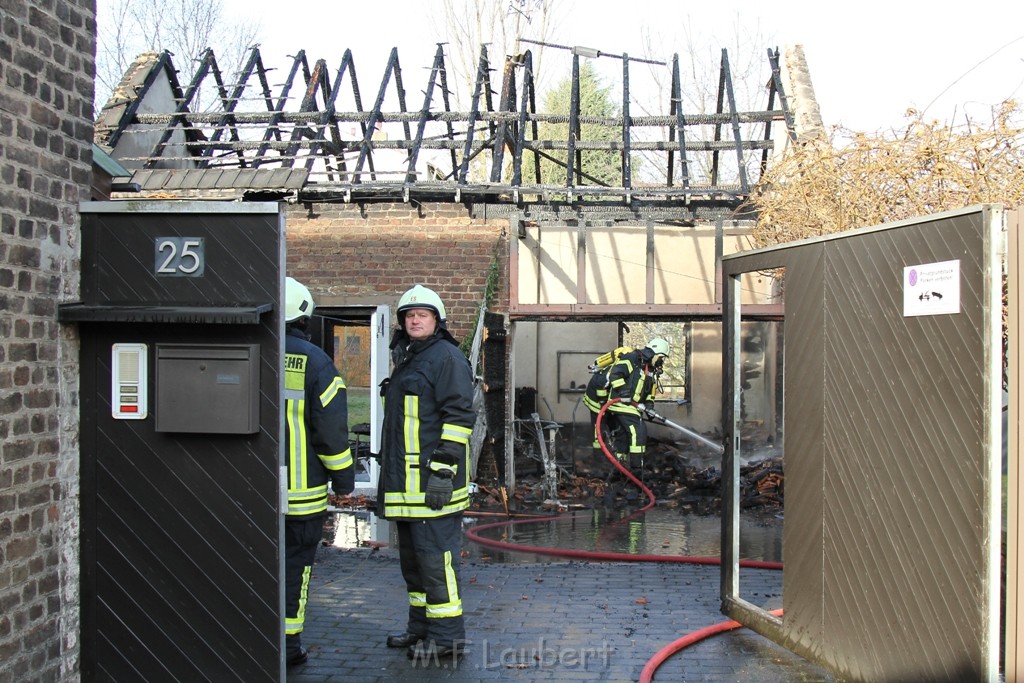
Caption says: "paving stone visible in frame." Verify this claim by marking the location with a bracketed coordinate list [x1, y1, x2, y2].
[285, 541, 837, 683]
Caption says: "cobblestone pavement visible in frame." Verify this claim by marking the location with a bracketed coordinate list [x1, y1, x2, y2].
[288, 543, 837, 683]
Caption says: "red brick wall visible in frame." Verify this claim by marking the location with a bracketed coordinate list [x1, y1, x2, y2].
[0, 1, 95, 680]
[284, 201, 509, 342]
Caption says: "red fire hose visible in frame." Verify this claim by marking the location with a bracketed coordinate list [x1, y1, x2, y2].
[638, 608, 785, 683]
[463, 398, 784, 680]
[465, 398, 782, 569]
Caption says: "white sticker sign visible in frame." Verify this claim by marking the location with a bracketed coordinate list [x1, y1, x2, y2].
[903, 260, 960, 317]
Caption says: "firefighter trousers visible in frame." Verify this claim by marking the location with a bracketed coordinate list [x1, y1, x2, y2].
[396, 515, 466, 646]
[606, 408, 647, 456]
[284, 515, 323, 653]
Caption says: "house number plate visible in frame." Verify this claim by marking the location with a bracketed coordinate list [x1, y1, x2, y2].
[154, 237, 205, 277]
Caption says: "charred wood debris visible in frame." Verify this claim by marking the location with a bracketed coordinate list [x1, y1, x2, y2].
[480, 433, 784, 516]
[331, 431, 783, 517]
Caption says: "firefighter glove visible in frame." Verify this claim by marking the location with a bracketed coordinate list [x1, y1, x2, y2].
[425, 472, 454, 510]
[332, 469, 355, 497]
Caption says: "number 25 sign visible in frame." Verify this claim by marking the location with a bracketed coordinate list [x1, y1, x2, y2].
[155, 237, 205, 277]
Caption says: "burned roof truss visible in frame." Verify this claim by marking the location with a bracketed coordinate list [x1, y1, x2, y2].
[95, 43, 796, 215]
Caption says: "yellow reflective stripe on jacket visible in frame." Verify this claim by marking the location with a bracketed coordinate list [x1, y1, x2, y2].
[425, 550, 463, 618]
[441, 423, 472, 445]
[607, 401, 641, 415]
[383, 501, 470, 518]
[404, 396, 420, 453]
[429, 461, 457, 475]
[383, 486, 470, 518]
[384, 483, 470, 505]
[286, 408, 315, 495]
[285, 353, 308, 491]
[612, 358, 634, 374]
[629, 380, 646, 403]
[609, 358, 635, 391]
[320, 375, 346, 407]
[286, 398, 307, 488]
[404, 453, 422, 493]
[288, 499, 327, 516]
[290, 485, 329, 499]
[289, 484, 329, 515]
[321, 448, 353, 471]
[288, 500, 328, 516]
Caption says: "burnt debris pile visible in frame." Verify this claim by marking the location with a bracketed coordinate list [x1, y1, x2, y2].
[489, 434, 784, 516]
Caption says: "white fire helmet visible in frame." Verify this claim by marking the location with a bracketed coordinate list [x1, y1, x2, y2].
[647, 337, 671, 358]
[396, 284, 447, 321]
[285, 277, 315, 322]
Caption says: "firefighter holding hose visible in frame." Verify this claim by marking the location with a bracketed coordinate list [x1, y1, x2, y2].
[605, 338, 670, 467]
[584, 339, 669, 504]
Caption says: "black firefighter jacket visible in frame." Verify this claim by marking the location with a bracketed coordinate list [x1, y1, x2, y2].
[378, 328, 475, 520]
[284, 327, 354, 518]
[607, 348, 657, 416]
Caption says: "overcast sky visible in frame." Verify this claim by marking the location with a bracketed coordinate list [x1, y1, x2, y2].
[224, 0, 1024, 133]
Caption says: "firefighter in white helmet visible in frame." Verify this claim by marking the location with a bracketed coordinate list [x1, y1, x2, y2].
[605, 338, 671, 471]
[378, 284, 474, 661]
[282, 277, 353, 667]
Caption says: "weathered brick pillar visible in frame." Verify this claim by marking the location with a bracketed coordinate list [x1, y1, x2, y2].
[0, 1, 95, 680]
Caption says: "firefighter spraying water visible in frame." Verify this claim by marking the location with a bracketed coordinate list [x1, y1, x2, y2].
[583, 338, 670, 466]
[640, 405, 725, 455]
[585, 338, 724, 504]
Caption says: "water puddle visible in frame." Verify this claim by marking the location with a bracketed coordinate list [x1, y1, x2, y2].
[324, 508, 386, 548]
[327, 506, 782, 565]
[463, 506, 782, 563]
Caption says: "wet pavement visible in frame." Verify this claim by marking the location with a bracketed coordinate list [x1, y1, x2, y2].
[290, 511, 838, 682]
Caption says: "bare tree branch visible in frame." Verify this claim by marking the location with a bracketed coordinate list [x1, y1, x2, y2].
[430, 0, 566, 107]
[95, 0, 261, 116]
[633, 15, 777, 186]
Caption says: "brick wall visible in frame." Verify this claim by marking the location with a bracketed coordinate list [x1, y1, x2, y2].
[285, 201, 510, 342]
[0, 1, 94, 681]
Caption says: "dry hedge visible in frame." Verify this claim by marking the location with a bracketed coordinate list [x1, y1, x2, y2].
[749, 101, 1022, 388]
[749, 100, 1024, 247]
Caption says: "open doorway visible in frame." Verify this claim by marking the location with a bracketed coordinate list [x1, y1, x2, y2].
[308, 305, 390, 496]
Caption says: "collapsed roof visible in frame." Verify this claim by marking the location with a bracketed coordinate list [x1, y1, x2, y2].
[94, 43, 811, 222]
